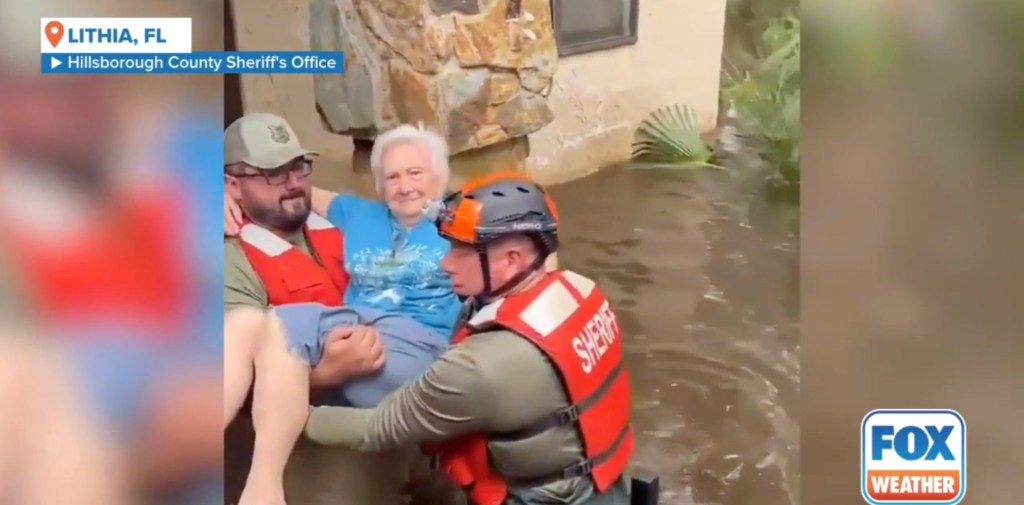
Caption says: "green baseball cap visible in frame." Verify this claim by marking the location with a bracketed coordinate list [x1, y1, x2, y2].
[224, 113, 318, 169]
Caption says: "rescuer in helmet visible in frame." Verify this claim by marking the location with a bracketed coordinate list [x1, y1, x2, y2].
[304, 172, 634, 505]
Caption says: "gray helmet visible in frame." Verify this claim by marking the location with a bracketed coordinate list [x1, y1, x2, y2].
[431, 173, 559, 254]
[428, 172, 560, 298]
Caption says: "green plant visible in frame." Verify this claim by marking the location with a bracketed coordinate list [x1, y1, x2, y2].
[726, 0, 798, 24]
[723, 15, 800, 197]
[631, 104, 724, 169]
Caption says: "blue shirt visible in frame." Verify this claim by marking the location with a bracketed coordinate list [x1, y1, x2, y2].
[326, 194, 460, 339]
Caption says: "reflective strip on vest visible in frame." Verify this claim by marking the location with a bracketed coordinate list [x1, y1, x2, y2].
[239, 213, 333, 257]
[561, 270, 596, 297]
[306, 212, 333, 230]
[469, 270, 597, 337]
[467, 298, 504, 327]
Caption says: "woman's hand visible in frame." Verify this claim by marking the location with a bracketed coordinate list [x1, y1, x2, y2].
[225, 194, 244, 237]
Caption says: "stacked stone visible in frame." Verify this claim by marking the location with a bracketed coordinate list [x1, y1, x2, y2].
[311, 0, 558, 158]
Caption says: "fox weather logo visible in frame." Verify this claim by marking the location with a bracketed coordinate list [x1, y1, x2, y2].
[861, 409, 966, 505]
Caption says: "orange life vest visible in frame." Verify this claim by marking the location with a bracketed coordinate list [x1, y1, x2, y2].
[237, 213, 349, 307]
[3, 189, 192, 339]
[434, 270, 634, 505]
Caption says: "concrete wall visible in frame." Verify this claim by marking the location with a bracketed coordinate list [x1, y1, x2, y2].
[528, 0, 727, 184]
[230, 0, 726, 188]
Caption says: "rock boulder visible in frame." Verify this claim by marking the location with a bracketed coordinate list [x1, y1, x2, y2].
[311, 0, 558, 155]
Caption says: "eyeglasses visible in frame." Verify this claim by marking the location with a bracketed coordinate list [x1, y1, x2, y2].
[228, 159, 312, 186]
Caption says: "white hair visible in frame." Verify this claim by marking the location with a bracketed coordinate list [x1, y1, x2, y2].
[370, 123, 450, 195]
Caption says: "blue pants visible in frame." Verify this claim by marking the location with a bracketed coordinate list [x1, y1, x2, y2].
[273, 303, 447, 408]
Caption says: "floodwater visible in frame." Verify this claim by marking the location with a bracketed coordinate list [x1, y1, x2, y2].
[548, 164, 800, 505]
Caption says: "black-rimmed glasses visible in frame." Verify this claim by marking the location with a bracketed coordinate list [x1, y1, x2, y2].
[228, 159, 312, 186]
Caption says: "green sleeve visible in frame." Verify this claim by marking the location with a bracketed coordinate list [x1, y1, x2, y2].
[223, 239, 269, 311]
[304, 332, 502, 451]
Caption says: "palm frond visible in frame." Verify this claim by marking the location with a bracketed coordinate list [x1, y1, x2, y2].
[631, 104, 722, 169]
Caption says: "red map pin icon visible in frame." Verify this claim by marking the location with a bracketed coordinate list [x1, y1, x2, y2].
[45, 21, 64, 48]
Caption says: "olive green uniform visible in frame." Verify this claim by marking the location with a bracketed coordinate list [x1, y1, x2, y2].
[223, 235, 424, 505]
[223, 235, 306, 311]
[305, 328, 631, 505]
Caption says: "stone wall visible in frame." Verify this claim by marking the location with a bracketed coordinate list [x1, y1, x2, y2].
[230, 0, 726, 189]
[310, 0, 557, 157]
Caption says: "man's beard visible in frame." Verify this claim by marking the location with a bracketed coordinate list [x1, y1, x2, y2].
[244, 191, 311, 233]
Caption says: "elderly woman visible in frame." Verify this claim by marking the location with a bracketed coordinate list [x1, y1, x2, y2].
[311, 123, 459, 337]
[223, 124, 462, 505]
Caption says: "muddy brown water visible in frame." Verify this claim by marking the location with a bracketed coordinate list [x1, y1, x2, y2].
[548, 166, 799, 505]
[225, 163, 800, 505]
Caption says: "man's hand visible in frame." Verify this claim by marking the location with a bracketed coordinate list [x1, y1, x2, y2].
[309, 325, 386, 387]
[224, 193, 243, 236]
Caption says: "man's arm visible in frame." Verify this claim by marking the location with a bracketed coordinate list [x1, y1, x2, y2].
[223, 239, 269, 311]
[304, 336, 496, 451]
[224, 239, 382, 389]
